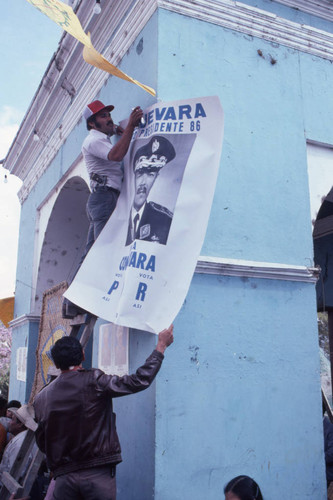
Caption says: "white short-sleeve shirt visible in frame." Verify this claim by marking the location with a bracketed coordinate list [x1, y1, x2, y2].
[82, 129, 123, 191]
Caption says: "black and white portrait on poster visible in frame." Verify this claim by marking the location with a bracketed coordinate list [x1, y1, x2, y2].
[126, 134, 195, 246]
[65, 96, 224, 333]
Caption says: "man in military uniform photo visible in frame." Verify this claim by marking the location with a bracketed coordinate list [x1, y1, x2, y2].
[125, 135, 176, 246]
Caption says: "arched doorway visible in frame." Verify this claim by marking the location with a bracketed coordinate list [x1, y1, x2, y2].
[33, 176, 90, 314]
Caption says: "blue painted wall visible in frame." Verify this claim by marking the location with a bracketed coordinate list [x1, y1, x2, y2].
[9, 322, 29, 403]
[8, 318, 39, 403]
[153, 6, 330, 499]
[156, 274, 325, 499]
[157, 8, 329, 266]
[10, 3, 333, 499]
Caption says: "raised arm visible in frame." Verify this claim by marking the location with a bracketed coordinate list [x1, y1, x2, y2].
[107, 106, 143, 162]
[97, 324, 174, 397]
[156, 324, 174, 354]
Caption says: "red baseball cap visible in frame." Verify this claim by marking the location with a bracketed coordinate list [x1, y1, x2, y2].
[83, 100, 114, 121]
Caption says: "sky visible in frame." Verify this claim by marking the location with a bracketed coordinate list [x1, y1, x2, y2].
[0, 1, 63, 299]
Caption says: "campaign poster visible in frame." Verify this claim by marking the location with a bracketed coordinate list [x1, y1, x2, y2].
[65, 96, 224, 333]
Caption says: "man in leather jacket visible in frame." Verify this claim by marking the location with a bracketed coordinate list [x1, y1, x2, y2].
[33, 325, 174, 500]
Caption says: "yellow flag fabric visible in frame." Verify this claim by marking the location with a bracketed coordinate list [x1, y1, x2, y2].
[26, 0, 93, 47]
[26, 0, 156, 96]
[83, 35, 156, 97]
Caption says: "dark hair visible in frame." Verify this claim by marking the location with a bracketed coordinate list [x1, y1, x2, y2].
[7, 400, 21, 409]
[87, 115, 99, 131]
[224, 475, 263, 500]
[51, 336, 83, 370]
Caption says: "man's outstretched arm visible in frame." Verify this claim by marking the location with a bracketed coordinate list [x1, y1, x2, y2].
[107, 106, 143, 162]
[97, 324, 174, 396]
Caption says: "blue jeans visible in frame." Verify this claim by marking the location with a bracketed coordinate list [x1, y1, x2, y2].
[75, 186, 119, 274]
[63, 186, 119, 314]
[85, 186, 119, 254]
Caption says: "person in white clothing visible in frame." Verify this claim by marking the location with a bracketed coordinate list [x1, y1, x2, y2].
[0, 405, 37, 489]
[63, 100, 143, 318]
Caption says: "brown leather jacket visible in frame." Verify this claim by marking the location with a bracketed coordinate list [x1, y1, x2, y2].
[33, 349, 164, 477]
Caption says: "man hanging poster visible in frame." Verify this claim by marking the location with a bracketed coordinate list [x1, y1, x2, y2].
[65, 96, 224, 333]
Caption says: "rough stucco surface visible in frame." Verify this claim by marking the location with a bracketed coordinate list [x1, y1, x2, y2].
[156, 274, 325, 499]
[157, 9, 328, 266]
[153, 7, 328, 500]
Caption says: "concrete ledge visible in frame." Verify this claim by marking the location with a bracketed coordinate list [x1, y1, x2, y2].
[9, 314, 40, 329]
[196, 256, 320, 283]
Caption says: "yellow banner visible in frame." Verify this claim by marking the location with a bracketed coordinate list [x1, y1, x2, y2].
[83, 35, 156, 97]
[26, 0, 93, 47]
[26, 0, 156, 96]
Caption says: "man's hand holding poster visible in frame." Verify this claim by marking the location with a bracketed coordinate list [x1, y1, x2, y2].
[65, 96, 224, 333]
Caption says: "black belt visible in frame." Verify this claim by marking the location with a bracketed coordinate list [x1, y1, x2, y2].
[90, 173, 120, 196]
[93, 185, 120, 196]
